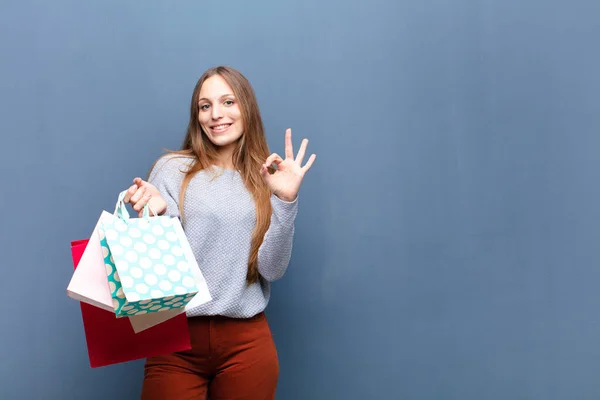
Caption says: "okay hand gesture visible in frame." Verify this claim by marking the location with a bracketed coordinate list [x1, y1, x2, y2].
[260, 128, 316, 202]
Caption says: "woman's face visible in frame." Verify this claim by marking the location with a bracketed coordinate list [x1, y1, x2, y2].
[197, 75, 244, 149]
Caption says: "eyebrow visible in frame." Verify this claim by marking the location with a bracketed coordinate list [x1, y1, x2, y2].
[198, 94, 235, 103]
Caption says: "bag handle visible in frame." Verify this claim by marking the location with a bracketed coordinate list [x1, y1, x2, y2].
[113, 190, 158, 220]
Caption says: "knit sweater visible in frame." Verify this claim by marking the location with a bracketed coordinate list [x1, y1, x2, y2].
[147, 155, 297, 318]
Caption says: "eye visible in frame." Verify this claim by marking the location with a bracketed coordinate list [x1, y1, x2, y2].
[199, 104, 210, 110]
[224, 100, 234, 106]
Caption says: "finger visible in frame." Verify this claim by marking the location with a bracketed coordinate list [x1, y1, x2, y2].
[133, 193, 152, 212]
[295, 138, 308, 166]
[284, 128, 294, 159]
[264, 153, 283, 169]
[123, 184, 137, 203]
[130, 185, 147, 204]
[147, 197, 160, 216]
[302, 154, 317, 172]
[137, 198, 151, 218]
[133, 177, 145, 188]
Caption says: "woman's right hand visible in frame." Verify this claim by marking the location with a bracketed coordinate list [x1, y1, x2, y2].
[123, 177, 167, 217]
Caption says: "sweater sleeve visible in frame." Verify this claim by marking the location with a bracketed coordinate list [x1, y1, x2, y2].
[257, 194, 299, 281]
[147, 155, 188, 219]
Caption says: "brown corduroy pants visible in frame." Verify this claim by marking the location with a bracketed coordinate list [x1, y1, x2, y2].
[140, 312, 279, 400]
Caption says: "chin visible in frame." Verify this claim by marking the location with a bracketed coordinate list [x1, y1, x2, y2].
[208, 135, 241, 148]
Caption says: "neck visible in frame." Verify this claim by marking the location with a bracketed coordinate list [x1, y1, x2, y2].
[214, 142, 237, 170]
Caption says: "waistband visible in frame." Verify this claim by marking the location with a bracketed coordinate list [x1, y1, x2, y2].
[187, 311, 266, 323]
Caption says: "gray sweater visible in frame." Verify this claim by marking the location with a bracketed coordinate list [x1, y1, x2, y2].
[147, 155, 297, 318]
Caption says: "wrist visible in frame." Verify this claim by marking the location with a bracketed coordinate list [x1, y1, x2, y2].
[274, 192, 297, 202]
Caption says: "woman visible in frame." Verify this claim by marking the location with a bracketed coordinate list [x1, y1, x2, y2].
[124, 66, 316, 399]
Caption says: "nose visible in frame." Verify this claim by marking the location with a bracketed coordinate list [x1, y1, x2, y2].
[211, 104, 223, 120]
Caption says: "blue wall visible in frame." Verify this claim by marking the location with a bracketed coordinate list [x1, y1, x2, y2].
[1, 0, 599, 398]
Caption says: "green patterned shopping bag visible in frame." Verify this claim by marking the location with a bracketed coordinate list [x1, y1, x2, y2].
[99, 191, 199, 318]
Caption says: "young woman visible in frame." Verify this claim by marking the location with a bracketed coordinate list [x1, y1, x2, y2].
[123, 66, 316, 399]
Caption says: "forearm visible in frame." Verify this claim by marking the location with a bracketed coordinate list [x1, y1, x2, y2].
[257, 195, 298, 281]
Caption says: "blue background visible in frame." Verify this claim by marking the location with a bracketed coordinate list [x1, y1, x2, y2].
[1, 0, 599, 398]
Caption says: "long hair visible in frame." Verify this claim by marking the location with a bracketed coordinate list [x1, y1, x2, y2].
[166, 66, 272, 285]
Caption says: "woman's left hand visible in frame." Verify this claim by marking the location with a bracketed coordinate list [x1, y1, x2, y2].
[260, 128, 316, 202]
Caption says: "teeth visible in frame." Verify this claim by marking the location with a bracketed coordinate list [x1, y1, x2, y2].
[213, 124, 230, 130]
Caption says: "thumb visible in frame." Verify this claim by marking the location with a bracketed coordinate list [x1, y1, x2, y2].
[133, 177, 146, 187]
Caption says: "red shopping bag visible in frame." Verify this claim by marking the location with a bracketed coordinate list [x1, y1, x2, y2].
[70, 239, 192, 368]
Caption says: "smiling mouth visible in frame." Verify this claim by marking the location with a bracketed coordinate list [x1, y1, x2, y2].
[211, 123, 231, 134]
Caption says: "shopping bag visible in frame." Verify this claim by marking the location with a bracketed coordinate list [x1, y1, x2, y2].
[71, 239, 192, 368]
[68, 238, 189, 333]
[99, 191, 204, 318]
[66, 193, 212, 332]
[128, 213, 212, 332]
[66, 217, 199, 332]
[66, 212, 116, 312]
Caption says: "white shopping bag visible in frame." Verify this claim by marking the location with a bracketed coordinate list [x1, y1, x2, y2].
[67, 211, 115, 312]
